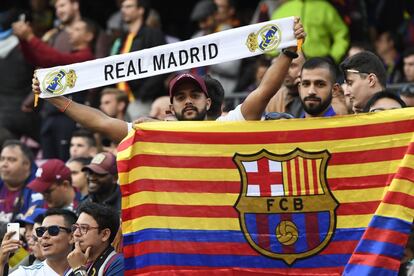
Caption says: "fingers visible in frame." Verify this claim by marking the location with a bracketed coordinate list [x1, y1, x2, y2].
[84, 246, 91, 260]
[32, 76, 41, 95]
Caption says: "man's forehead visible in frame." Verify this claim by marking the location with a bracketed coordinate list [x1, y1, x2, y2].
[1, 145, 23, 156]
[43, 215, 65, 226]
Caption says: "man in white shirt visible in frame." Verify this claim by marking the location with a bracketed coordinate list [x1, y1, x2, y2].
[9, 209, 77, 276]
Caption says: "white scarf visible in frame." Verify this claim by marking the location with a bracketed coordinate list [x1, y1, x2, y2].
[36, 17, 296, 98]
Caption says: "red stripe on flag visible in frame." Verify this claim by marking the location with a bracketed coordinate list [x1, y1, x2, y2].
[329, 147, 407, 165]
[305, 213, 319, 250]
[294, 158, 301, 195]
[312, 159, 319, 194]
[121, 179, 241, 194]
[328, 174, 392, 191]
[348, 253, 400, 271]
[123, 239, 358, 258]
[122, 204, 239, 220]
[336, 201, 380, 216]
[303, 158, 310, 195]
[123, 120, 414, 145]
[363, 227, 409, 247]
[286, 161, 293, 196]
[128, 266, 344, 276]
[383, 191, 414, 209]
[256, 214, 271, 250]
[395, 167, 414, 182]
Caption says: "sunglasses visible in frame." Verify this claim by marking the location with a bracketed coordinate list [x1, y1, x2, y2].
[264, 112, 294, 120]
[35, 225, 71, 237]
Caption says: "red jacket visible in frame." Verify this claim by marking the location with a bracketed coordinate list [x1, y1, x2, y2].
[20, 36, 94, 68]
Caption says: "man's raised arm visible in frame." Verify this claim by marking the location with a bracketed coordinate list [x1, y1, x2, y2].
[33, 77, 128, 143]
[241, 17, 305, 120]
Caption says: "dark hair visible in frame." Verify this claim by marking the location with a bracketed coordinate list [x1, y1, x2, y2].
[44, 208, 78, 228]
[301, 57, 338, 83]
[80, 17, 97, 41]
[400, 84, 414, 98]
[340, 51, 387, 88]
[1, 139, 34, 164]
[101, 88, 129, 113]
[403, 47, 414, 59]
[135, 0, 151, 22]
[71, 129, 96, 147]
[363, 90, 406, 112]
[77, 201, 120, 244]
[67, 156, 93, 166]
[204, 74, 225, 120]
[34, 213, 45, 224]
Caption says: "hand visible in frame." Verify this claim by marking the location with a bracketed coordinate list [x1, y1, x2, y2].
[32, 74, 41, 96]
[12, 21, 34, 41]
[67, 241, 91, 269]
[288, 17, 306, 52]
[132, 116, 160, 125]
[0, 232, 22, 266]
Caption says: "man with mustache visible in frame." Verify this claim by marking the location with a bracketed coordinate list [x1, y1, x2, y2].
[298, 57, 340, 118]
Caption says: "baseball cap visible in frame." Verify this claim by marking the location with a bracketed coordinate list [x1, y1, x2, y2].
[16, 207, 46, 226]
[190, 0, 217, 21]
[27, 159, 71, 193]
[82, 152, 117, 175]
[169, 73, 209, 103]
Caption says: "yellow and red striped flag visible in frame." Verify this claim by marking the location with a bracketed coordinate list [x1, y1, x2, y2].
[118, 108, 414, 275]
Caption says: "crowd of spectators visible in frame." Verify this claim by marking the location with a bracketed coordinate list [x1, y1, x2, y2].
[1, 0, 414, 275]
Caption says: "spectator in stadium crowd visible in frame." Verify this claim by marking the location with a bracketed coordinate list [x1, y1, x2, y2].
[2, 208, 77, 276]
[148, 96, 173, 120]
[32, 18, 304, 141]
[340, 51, 387, 113]
[271, 0, 349, 64]
[12, 16, 97, 161]
[363, 90, 407, 113]
[298, 57, 340, 118]
[403, 47, 414, 83]
[374, 31, 404, 84]
[81, 152, 121, 212]
[111, 0, 167, 119]
[99, 88, 130, 121]
[68, 201, 124, 275]
[69, 129, 97, 160]
[66, 157, 92, 201]
[27, 159, 79, 211]
[0, 140, 43, 223]
[400, 85, 414, 107]
[0, 7, 40, 143]
[209, 0, 241, 94]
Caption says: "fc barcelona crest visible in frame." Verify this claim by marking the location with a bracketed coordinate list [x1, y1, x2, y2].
[233, 149, 338, 265]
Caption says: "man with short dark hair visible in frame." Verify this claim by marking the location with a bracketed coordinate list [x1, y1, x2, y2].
[403, 47, 414, 83]
[69, 129, 97, 159]
[67, 201, 124, 275]
[81, 152, 121, 212]
[340, 51, 387, 113]
[299, 57, 340, 117]
[99, 88, 130, 121]
[363, 90, 406, 113]
[0, 140, 43, 223]
[27, 159, 78, 210]
[9, 208, 77, 275]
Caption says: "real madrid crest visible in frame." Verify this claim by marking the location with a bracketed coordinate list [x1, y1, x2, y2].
[42, 69, 77, 95]
[246, 24, 281, 53]
[233, 148, 338, 265]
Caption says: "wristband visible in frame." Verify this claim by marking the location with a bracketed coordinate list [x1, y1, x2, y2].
[60, 98, 72, 113]
[282, 48, 299, 59]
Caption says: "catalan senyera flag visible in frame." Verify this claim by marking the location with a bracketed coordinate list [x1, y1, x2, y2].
[117, 108, 414, 276]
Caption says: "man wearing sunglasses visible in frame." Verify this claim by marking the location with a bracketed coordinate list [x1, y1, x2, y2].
[67, 201, 124, 275]
[10, 208, 77, 276]
[340, 51, 387, 113]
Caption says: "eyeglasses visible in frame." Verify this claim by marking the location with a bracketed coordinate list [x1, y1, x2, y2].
[264, 112, 295, 120]
[35, 225, 71, 237]
[71, 223, 100, 235]
[346, 69, 369, 76]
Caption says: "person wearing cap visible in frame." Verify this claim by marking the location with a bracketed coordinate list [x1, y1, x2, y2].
[27, 159, 78, 211]
[81, 152, 121, 212]
[32, 18, 305, 141]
